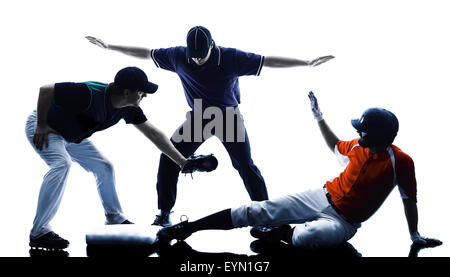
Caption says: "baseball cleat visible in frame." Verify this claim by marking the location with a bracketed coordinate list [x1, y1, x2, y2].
[152, 211, 172, 227]
[157, 216, 192, 243]
[29, 231, 70, 250]
[250, 225, 293, 245]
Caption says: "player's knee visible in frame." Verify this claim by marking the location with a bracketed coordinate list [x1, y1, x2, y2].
[240, 159, 255, 168]
[51, 156, 72, 171]
[103, 161, 114, 174]
[233, 160, 258, 175]
[231, 201, 267, 228]
[94, 160, 114, 178]
[245, 201, 273, 226]
[292, 225, 342, 249]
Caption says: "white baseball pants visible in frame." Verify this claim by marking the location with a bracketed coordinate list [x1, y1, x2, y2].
[26, 111, 126, 239]
[231, 188, 360, 248]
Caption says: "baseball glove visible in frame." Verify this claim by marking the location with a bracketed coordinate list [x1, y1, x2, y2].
[181, 154, 218, 174]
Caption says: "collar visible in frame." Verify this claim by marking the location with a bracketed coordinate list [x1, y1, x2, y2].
[369, 149, 390, 160]
[187, 45, 221, 67]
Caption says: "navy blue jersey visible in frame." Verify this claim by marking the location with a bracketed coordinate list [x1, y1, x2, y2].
[47, 81, 147, 143]
[151, 45, 264, 108]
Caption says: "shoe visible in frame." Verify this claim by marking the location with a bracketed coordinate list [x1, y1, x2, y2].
[152, 211, 172, 227]
[29, 231, 70, 250]
[250, 225, 293, 244]
[157, 216, 192, 243]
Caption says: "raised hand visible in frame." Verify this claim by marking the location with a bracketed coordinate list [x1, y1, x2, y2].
[308, 91, 323, 121]
[85, 36, 109, 49]
[308, 55, 335, 67]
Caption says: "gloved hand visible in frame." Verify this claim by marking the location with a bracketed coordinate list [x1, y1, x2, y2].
[181, 154, 218, 174]
[308, 91, 323, 121]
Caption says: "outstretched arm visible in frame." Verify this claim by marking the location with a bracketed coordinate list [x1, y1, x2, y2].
[134, 121, 187, 167]
[263, 55, 334, 68]
[86, 36, 153, 59]
[308, 91, 339, 152]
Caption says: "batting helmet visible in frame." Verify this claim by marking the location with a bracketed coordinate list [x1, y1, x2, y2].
[351, 108, 399, 147]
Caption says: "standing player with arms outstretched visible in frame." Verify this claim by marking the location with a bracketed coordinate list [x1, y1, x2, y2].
[86, 26, 334, 226]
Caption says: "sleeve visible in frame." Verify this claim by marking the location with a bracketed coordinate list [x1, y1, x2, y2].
[334, 139, 360, 166]
[151, 47, 180, 72]
[123, 107, 148, 125]
[335, 139, 359, 156]
[396, 153, 418, 202]
[235, 49, 264, 76]
[53, 82, 92, 113]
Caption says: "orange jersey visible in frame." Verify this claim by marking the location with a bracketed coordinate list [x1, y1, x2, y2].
[325, 139, 417, 223]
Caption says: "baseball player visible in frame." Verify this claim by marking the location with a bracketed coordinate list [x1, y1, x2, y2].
[156, 92, 439, 250]
[86, 26, 334, 226]
[26, 66, 217, 250]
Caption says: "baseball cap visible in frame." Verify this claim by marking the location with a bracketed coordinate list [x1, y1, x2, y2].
[114, 67, 158, 94]
[186, 26, 213, 59]
[351, 107, 399, 144]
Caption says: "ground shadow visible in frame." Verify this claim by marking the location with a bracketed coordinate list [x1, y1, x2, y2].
[155, 239, 362, 270]
[29, 248, 69, 257]
[152, 240, 363, 273]
[86, 243, 159, 257]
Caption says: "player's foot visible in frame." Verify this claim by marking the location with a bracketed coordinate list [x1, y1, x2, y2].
[250, 225, 293, 244]
[157, 216, 192, 243]
[29, 231, 70, 250]
[121, 219, 134, 224]
[152, 210, 172, 227]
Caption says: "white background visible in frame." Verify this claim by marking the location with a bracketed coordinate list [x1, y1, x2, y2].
[0, 0, 449, 257]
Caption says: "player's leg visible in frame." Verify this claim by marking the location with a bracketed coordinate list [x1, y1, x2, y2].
[241, 190, 357, 248]
[231, 189, 328, 228]
[26, 111, 71, 249]
[290, 212, 358, 249]
[65, 139, 127, 224]
[221, 111, 268, 201]
[158, 188, 327, 242]
[156, 139, 201, 213]
[157, 208, 233, 242]
[154, 113, 203, 226]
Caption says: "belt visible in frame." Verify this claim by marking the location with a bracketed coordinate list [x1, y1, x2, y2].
[323, 185, 350, 222]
